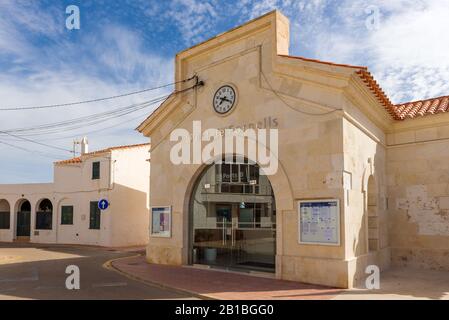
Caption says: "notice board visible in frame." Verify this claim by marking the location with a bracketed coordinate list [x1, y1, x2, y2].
[298, 199, 340, 245]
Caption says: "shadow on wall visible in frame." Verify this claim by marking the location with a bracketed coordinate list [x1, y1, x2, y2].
[109, 183, 149, 247]
[352, 142, 389, 287]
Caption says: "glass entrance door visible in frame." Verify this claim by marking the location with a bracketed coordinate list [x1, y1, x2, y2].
[190, 158, 276, 273]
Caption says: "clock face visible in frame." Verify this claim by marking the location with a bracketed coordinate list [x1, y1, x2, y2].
[213, 85, 236, 114]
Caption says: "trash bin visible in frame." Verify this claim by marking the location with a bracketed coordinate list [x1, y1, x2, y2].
[204, 248, 217, 262]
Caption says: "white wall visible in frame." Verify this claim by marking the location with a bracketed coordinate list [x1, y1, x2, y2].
[0, 146, 150, 247]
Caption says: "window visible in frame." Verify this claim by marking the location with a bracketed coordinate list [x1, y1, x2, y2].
[61, 206, 74, 225]
[218, 162, 260, 194]
[92, 161, 100, 180]
[36, 199, 53, 230]
[36, 212, 52, 229]
[89, 201, 101, 230]
[0, 212, 10, 229]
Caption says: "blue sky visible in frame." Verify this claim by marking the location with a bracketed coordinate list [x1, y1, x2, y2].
[0, 0, 448, 183]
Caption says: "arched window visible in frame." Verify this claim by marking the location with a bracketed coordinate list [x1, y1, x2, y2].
[17, 199, 31, 237]
[36, 199, 53, 230]
[0, 199, 10, 229]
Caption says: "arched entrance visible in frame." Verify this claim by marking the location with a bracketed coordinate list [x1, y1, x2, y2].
[16, 199, 31, 237]
[189, 156, 276, 273]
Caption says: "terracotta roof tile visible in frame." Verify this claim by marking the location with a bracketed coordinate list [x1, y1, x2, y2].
[393, 95, 449, 119]
[55, 157, 82, 165]
[54, 143, 150, 165]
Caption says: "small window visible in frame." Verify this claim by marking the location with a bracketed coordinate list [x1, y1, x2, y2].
[0, 212, 10, 229]
[89, 201, 101, 230]
[61, 206, 74, 225]
[92, 161, 100, 180]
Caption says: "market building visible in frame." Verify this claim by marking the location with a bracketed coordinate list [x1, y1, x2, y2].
[137, 11, 449, 288]
[0, 141, 150, 247]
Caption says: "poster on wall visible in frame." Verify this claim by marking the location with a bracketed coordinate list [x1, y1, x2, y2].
[151, 206, 171, 237]
[298, 199, 340, 245]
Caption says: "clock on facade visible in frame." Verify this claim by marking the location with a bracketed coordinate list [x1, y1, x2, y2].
[213, 85, 236, 114]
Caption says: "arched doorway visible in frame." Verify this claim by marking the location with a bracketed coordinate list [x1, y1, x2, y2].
[16, 199, 31, 237]
[36, 199, 53, 230]
[0, 199, 10, 229]
[189, 156, 276, 273]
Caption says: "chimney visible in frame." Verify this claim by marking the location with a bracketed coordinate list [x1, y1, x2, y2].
[81, 137, 89, 155]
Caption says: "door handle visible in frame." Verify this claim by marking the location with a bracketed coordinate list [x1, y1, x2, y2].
[222, 218, 226, 246]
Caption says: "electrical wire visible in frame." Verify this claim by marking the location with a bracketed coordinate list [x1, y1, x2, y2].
[0, 140, 64, 159]
[0, 83, 197, 136]
[0, 76, 196, 111]
[0, 81, 201, 159]
[0, 130, 73, 153]
[32, 111, 152, 142]
[1, 95, 169, 135]
[261, 70, 342, 116]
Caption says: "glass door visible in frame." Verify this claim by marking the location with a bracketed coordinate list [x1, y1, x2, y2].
[192, 204, 234, 268]
[190, 158, 276, 273]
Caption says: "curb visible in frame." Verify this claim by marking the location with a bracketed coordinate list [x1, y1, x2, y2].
[103, 255, 215, 300]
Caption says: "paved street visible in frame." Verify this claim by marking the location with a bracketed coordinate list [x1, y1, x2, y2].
[0, 243, 197, 300]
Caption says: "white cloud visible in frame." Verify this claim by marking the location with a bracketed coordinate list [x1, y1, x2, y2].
[0, 5, 172, 183]
[299, 0, 449, 103]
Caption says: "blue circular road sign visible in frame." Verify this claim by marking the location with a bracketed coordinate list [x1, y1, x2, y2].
[98, 199, 109, 210]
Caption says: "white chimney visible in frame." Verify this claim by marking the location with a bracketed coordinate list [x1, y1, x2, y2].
[81, 136, 89, 155]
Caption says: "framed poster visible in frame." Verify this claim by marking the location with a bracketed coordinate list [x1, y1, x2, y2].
[298, 199, 340, 246]
[151, 206, 171, 238]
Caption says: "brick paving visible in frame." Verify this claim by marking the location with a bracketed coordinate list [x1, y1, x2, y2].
[111, 255, 343, 300]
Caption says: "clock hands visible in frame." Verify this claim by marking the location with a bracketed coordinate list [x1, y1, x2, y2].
[219, 96, 232, 106]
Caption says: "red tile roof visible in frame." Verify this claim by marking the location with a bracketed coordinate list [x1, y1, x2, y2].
[280, 54, 448, 121]
[54, 143, 150, 165]
[392, 95, 449, 119]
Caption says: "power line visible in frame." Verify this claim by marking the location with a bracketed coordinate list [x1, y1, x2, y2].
[0, 76, 196, 111]
[0, 80, 202, 158]
[0, 140, 63, 159]
[0, 130, 73, 153]
[0, 82, 197, 136]
[261, 71, 342, 116]
[0, 94, 170, 135]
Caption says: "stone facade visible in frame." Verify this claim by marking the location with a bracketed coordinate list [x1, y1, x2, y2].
[138, 11, 449, 288]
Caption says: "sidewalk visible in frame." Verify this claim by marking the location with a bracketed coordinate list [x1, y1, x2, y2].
[110, 255, 343, 300]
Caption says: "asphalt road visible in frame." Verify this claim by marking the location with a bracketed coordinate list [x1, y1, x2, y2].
[0, 243, 197, 300]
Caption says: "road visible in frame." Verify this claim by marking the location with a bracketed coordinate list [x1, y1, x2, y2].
[0, 243, 197, 300]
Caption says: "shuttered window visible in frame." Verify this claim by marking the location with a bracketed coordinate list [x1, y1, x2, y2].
[61, 206, 74, 225]
[92, 161, 100, 180]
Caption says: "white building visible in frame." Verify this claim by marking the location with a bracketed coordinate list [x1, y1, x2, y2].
[0, 141, 150, 247]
